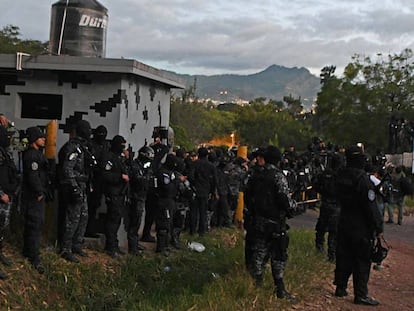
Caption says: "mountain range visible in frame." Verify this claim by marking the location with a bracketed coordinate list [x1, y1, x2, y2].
[171, 65, 321, 109]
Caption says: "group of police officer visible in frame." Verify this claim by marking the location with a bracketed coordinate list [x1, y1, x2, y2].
[244, 142, 385, 305]
[0, 116, 386, 306]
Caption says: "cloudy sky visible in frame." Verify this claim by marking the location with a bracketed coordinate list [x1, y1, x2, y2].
[1, 0, 413, 76]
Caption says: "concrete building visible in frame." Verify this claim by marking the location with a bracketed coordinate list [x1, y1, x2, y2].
[0, 53, 184, 153]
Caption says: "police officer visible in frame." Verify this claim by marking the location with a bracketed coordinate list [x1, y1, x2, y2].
[141, 137, 169, 243]
[86, 125, 110, 237]
[155, 154, 180, 256]
[0, 125, 18, 279]
[313, 154, 342, 262]
[334, 145, 383, 305]
[244, 145, 297, 301]
[58, 120, 93, 263]
[22, 127, 49, 273]
[188, 147, 218, 235]
[101, 135, 129, 258]
[125, 145, 154, 255]
[244, 147, 266, 273]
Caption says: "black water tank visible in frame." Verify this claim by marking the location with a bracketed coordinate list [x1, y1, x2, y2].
[49, 0, 108, 58]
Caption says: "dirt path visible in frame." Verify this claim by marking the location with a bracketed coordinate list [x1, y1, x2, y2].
[289, 209, 414, 310]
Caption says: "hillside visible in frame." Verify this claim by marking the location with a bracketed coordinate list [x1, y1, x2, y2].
[171, 65, 321, 108]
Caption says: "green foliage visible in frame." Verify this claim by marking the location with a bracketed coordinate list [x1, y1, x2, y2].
[0, 25, 47, 54]
[171, 94, 314, 151]
[315, 49, 414, 152]
[1, 228, 333, 310]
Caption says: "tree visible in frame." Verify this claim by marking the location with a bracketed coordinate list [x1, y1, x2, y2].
[0, 24, 47, 54]
[314, 49, 414, 153]
[283, 94, 303, 117]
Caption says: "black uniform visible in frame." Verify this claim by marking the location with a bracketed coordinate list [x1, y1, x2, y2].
[313, 166, 340, 261]
[126, 155, 153, 254]
[188, 147, 218, 235]
[101, 136, 128, 257]
[0, 126, 18, 277]
[334, 146, 383, 305]
[22, 140, 49, 268]
[141, 142, 168, 242]
[58, 120, 93, 262]
[155, 154, 179, 255]
[86, 126, 110, 236]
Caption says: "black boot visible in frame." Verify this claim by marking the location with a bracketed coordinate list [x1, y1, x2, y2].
[0, 252, 12, 267]
[171, 229, 181, 250]
[335, 286, 348, 297]
[156, 231, 170, 257]
[276, 279, 297, 302]
[0, 269, 7, 280]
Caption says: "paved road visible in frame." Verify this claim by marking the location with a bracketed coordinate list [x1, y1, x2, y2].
[289, 209, 414, 247]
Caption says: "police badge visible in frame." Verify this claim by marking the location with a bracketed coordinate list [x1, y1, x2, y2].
[105, 161, 113, 171]
[31, 162, 39, 171]
[163, 173, 170, 184]
[69, 153, 78, 161]
[368, 189, 376, 202]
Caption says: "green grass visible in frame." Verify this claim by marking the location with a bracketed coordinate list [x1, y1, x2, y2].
[0, 228, 333, 310]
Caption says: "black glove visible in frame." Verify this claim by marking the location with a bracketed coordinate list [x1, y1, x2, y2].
[71, 187, 83, 204]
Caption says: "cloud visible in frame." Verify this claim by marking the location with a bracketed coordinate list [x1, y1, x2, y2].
[1, 0, 413, 76]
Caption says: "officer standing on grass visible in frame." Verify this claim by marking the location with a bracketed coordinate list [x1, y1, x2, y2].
[21, 127, 49, 274]
[334, 145, 383, 306]
[313, 154, 343, 262]
[101, 135, 129, 258]
[244, 145, 297, 301]
[59, 120, 93, 263]
[125, 145, 154, 255]
[0, 125, 18, 279]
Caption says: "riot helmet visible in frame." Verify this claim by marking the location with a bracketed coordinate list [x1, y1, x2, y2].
[264, 145, 282, 165]
[345, 145, 366, 169]
[26, 126, 45, 144]
[138, 145, 155, 162]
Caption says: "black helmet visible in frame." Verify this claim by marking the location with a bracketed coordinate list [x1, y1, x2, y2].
[345, 145, 366, 169]
[138, 145, 155, 162]
[264, 145, 282, 165]
[371, 237, 389, 263]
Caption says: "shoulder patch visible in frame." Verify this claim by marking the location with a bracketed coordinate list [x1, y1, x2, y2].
[163, 173, 170, 185]
[368, 189, 376, 202]
[69, 153, 78, 161]
[31, 162, 39, 171]
[105, 161, 113, 171]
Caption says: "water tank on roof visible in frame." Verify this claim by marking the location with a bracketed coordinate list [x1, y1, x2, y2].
[49, 0, 108, 58]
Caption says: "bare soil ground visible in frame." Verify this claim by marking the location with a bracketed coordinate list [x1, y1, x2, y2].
[290, 209, 414, 311]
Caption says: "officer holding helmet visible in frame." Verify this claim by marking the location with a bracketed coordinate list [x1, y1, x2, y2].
[334, 145, 383, 305]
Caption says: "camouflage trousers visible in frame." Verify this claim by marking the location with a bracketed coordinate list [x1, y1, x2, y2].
[251, 228, 289, 285]
[61, 193, 88, 253]
[0, 201, 11, 246]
